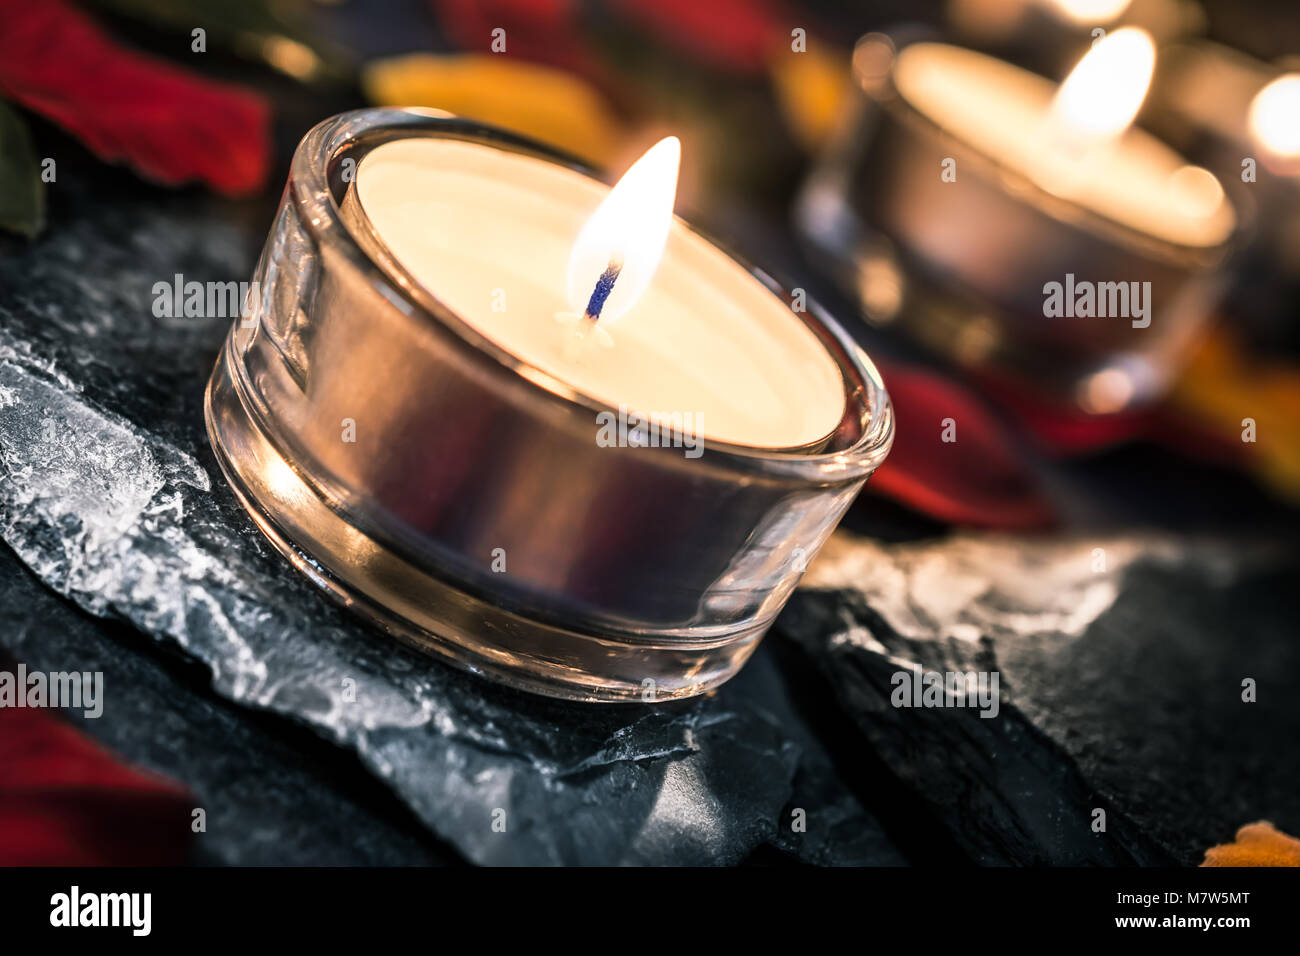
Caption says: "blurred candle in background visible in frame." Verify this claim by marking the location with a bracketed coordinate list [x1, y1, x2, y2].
[798, 28, 1236, 413]
[1149, 41, 1300, 337]
[889, 30, 1232, 250]
[1249, 73, 1300, 174]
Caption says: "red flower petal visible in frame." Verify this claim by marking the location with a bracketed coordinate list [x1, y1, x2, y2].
[976, 372, 1244, 465]
[974, 373, 1152, 455]
[0, 0, 271, 196]
[868, 362, 1057, 530]
[610, 0, 788, 74]
[430, 0, 606, 82]
[0, 691, 193, 866]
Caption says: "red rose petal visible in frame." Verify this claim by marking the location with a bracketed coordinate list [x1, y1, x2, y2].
[610, 0, 787, 74]
[0, 0, 271, 196]
[0, 694, 193, 866]
[973, 373, 1152, 455]
[868, 362, 1057, 530]
[431, 0, 607, 83]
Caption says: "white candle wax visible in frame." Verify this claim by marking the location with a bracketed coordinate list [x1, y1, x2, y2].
[893, 41, 1236, 249]
[353, 138, 846, 449]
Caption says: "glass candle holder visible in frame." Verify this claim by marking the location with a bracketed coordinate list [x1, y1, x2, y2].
[205, 108, 893, 702]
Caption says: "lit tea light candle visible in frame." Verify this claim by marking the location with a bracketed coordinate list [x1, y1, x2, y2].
[347, 135, 845, 449]
[206, 109, 893, 702]
[799, 29, 1237, 412]
[1249, 73, 1300, 173]
[1153, 42, 1300, 178]
[891, 29, 1232, 249]
[1147, 44, 1300, 336]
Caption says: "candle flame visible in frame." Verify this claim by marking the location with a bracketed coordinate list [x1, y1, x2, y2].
[566, 136, 680, 324]
[1043, 0, 1133, 26]
[1049, 27, 1155, 148]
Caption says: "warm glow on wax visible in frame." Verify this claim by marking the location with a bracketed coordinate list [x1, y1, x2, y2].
[350, 137, 846, 448]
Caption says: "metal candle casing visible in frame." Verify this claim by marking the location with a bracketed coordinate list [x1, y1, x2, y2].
[797, 33, 1238, 413]
[205, 109, 893, 702]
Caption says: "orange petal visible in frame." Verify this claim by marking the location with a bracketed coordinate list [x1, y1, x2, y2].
[768, 41, 851, 152]
[1170, 331, 1300, 503]
[1201, 821, 1300, 867]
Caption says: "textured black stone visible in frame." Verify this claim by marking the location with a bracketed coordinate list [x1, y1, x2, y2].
[775, 534, 1300, 865]
[0, 543, 457, 865]
[0, 171, 899, 866]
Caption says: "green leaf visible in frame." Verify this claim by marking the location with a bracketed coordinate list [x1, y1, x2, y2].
[84, 0, 352, 84]
[0, 100, 44, 239]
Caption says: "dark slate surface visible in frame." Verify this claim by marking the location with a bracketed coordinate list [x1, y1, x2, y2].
[776, 533, 1300, 865]
[0, 173, 897, 866]
[0, 543, 456, 865]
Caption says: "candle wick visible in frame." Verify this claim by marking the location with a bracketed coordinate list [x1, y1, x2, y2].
[582, 259, 623, 324]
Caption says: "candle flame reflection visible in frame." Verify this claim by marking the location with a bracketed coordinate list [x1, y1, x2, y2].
[566, 136, 681, 324]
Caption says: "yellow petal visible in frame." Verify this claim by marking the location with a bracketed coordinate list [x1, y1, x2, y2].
[768, 42, 851, 152]
[1170, 331, 1300, 503]
[362, 54, 623, 166]
[1202, 821, 1300, 867]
